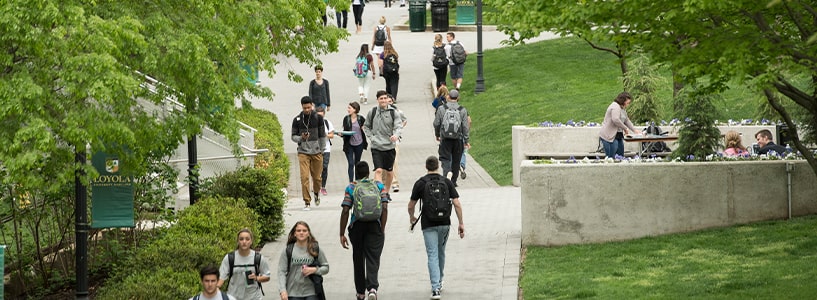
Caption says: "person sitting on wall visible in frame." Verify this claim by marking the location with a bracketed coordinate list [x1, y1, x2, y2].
[754, 129, 787, 155]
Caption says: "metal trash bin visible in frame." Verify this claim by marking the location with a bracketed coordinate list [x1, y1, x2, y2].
[455, 0, 475, 25]
[430, 0, 449, 32]
[409, 1, 427, 32]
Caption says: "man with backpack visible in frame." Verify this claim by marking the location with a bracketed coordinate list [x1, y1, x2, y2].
[433, 89, 470, 187]
[444, 32, 467, 90]
[340, 161, 390, 300]
[363, 90, 403, 198]
[190, 265, 236, 300]
[408, 156, 465, 300]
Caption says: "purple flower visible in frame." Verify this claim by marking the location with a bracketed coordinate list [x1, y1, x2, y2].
[567, 156, 577, 163]
[686, 154, 695, 160]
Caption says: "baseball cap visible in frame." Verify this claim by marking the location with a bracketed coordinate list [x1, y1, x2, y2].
[449, 89, 459, 99]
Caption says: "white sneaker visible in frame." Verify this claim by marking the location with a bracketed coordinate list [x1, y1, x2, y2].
[367, 288, 377, 300]
[303, 205, 311, 211]
[431, 289, 441, 299]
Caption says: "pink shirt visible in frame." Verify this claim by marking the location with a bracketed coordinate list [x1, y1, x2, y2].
[723, 147, 748, 157]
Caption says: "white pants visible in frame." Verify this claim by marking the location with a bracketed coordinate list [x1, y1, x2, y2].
[357, 71, 372, 99]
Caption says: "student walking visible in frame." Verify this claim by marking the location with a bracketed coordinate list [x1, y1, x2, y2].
[431, 34, 448, 88]
[342, 102, 368, 183]
[277, 221, 329, 300]
[336, 2, 349, 29]
[352, 0, 365, 34]
[433, 89, 470, 187]
[386, 94, 407, 193]
[340, 161, 390, 300]
[444, 32, 467, 90]
[363, 90, 403, 197]
[379, 41, 400, 102]
[408, 156, 465, 300]
[291, 96, 327, 210]
[371, 16, 391, 71]
[190, 265, 237, 300]
[354, 44, 377, 104]
[316, 106, 335, 196]
[218, 229, 272, 300]
[308, 66, 331, 111]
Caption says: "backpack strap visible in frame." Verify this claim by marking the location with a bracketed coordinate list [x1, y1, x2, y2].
[193, 294, 199, 300]
[227, 251, 235, 284]
[254, 252, 264, 295]
[221, 291, 229, 300]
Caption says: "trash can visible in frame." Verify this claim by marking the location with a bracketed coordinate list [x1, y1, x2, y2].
[455, 0, 475, 25]
[409, 1, 427, 32]
[430, 0, 449, 32]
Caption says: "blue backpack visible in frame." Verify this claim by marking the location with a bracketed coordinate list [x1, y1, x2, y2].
[353, 56, 369, 78]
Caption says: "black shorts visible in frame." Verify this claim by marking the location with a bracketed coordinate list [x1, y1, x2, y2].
[371, 149, 396, 171]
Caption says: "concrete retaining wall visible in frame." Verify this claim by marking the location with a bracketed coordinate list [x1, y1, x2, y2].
[520, 160, 817, 246]
[511, 125, 778, 186]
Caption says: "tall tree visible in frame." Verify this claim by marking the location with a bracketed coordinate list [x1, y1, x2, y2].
[489, 0, 817, 176]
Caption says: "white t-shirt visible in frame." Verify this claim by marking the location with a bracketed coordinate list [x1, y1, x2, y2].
[218, 250, 271, 300]
[188, 291, 237, 300]
[324, 119, 334, 152]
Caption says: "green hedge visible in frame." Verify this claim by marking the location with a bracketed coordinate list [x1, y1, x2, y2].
[95, 197, 260, 300]
[235, 107, 289, 186]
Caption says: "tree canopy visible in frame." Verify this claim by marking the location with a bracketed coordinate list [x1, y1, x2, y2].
[488, 0, 817, 174]
[0, 0, 347, 190]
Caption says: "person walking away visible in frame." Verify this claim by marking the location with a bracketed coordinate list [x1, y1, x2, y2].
[459, 114, 472, 180]
[278, 221, 329, 300]
[432, 84, 448, 109]
[408, 156, 465, 300]
[379, 41, 400, 102]
[218, 229, 271, 300]
[354, 44, 376, 104]
[352, 0, 365, 34]
[316, 106, 335, 196]
[431, 34, 449, 89]
[190, 265, 237, 300]
[291, 96, 327, 210]
[363, 90, 403, 198]
[444, 32, 467, 90]
[598, 92, 640, 158]
[343, 102, 368, 183]
[309, 66, 332, 111]
[371, 16, 391, 72]
[433, 89, 469, 187]
[336, 1, 350, 29]
[386, 94, 407, 193]
[340, 161, 390, 300]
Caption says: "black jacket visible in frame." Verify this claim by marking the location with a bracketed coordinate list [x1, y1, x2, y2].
[342, 114, 368, 152]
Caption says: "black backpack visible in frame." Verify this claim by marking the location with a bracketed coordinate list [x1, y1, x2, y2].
[383, 53, 399, 74]
[421, 174, 453, 222]
[432, 46, 448, 69]
[450, 42, 466, 64]
[642, 124, 671, 153]
[192, 292, 229, 300]
[374, 26, 387, 46]
[227, 251, 264, 295]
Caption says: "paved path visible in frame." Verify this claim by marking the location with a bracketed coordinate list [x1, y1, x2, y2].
[247, 4, 556, 299]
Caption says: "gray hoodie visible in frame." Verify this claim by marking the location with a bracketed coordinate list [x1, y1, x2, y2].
[291, 112, 327, 155]
[363, 105, 403, 151]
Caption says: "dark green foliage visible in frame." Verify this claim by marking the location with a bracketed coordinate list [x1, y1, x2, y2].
[201, 166, 286, 242]
[624, 53, 665, 124]
[672, 87, 723, 160]
[235, 107, 290, 181]
[95, 197, 259, 300]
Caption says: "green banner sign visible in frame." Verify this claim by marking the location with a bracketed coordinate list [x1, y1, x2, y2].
[90, 151, 134, 228]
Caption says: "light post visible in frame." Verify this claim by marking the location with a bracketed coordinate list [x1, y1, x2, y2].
[474, 0, 485, 94]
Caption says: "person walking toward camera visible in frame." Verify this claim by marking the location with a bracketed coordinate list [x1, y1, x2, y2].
[364, 90, 403, 197]
[308, 66, 331, 112]
[352, 0, 365, 34]
[190, 265, 237, 300]
[343, 102, 368, 183]
[278, 221, 329, 300]
[340, 161, 390, 300]
[292, 96, 327, 210]
[433, 89, 469, 187]
[316, 106, 334, 196]
[218, 229, 271, 300]
[408, 156, 464, 300]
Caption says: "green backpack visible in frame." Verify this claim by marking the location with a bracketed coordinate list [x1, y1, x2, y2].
[353, 180, 382, 221]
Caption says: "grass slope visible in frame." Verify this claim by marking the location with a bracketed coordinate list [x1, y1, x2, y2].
[458, 37, 758, 185]
[521, 216, 817, 299]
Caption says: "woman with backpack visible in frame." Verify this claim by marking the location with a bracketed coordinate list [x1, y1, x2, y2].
[431, 34, 448, 88]
[277, 221, 329, 300]
[342, 102, 368, 183]
[218, 229, 271, 300]
[354, 44, 376, 104]
[371, 16, 391, 71]
[379, 41, 400, 102]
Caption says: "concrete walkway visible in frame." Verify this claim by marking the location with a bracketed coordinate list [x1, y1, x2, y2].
[247, 4, 556, 299]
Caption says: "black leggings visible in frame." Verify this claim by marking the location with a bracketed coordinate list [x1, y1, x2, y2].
[434, 67, 448, 88]
[353, 5, 364, 26]
[384, 71, 399, 101]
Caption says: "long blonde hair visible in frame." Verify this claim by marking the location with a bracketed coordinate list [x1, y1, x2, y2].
[433, 34, 443, 47]
[437, 85, 449, 98]
[724, 130, 746, 151]
[383, 41, 398, 59]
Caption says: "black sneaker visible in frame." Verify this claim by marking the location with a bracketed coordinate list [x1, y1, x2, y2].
[431, 289, 441, 299]
[314, 192, 321, 206]
[460, 166, 467, 179]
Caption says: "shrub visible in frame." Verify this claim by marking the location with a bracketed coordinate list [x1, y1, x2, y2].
[235, 107, 289, 183]
[200, 166, 286, 242]
[672, 86, 723, 160]
[95, 197, 259, 299]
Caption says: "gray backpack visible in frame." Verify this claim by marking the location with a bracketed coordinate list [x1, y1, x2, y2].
[353, 180, 382, 221]
[440, 103, 464, 139]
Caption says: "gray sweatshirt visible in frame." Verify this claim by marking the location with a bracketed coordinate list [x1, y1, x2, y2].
[277, 244, 329, 298]
[291, 112, 327, 155]
[433, 101, 470, 143]
[363, 105, 403, 151]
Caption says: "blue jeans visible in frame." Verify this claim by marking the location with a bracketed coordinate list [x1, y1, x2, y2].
[345, 144, 365, 182]
[600, 137, 624, 158]
[423, 225, 450, 291]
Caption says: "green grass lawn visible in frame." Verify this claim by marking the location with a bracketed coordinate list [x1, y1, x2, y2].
[457, 37, 759, 185]
[521, 215, 817, 299]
